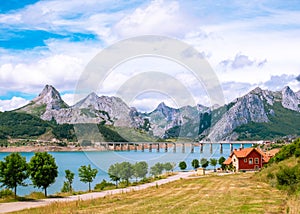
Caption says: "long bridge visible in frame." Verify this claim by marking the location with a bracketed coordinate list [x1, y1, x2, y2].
[91, 141, 262, 154]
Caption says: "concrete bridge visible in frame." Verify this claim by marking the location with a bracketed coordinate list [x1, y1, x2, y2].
[92, 141, 262, 154]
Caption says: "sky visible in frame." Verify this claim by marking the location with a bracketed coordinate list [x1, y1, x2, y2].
[0, 0, 300, 112]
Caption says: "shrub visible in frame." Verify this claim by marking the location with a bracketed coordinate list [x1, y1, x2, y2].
[94, 179, 115, 190]
[0, 189, 13, 198]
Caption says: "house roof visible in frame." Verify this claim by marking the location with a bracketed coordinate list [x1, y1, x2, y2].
[231, 148, 257, 158]
[223, 157, 232, 165]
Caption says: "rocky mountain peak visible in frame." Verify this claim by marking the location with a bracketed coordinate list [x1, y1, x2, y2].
[281, 86, 300, 112]
[250, 86, 263, 94]
[31, 85, 68, 110]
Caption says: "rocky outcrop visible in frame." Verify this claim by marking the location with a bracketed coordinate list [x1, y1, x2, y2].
[207, 87, 270, 141]
[281, 86, 300, 112]
[17, 85, 68, 117]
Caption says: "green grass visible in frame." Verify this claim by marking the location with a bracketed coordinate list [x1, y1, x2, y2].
[12, 173, 293, 214]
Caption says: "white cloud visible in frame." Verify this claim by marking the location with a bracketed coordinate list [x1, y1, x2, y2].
[0, 97, 29, 112]
[114, 0, 195, 38]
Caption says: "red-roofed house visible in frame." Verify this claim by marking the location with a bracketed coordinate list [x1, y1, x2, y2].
[224, 148, 269, 172]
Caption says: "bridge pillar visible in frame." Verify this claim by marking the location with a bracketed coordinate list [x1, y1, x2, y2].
[127, 143, 130, 151]
[210, 143, 213, 154]
[165, 143, 168, 152]
[240, 143, 244, 149]
[149, 144, 152, 152]
[220, 143, 223, 154]
[120, 143, 124, 151]
[230, 143, 233, 152]
[141, 143, 144, 152]
[134, 144, 137, 152]
[191, 143, 194, 153]
[173, 143, 176, 153]
[200, 143, 203, 153]
[182, 143, 185, 153]
[157, 143, 160, 152]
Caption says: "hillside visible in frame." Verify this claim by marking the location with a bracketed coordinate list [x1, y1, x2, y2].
[5, 85, 300, 142]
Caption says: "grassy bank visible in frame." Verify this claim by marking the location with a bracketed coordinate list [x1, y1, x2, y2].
[13, 173, 289, 214]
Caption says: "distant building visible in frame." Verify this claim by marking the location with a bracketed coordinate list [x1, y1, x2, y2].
[223, 148, 272, 172]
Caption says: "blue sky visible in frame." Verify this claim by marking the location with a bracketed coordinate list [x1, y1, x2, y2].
[0, 0, 300, 112]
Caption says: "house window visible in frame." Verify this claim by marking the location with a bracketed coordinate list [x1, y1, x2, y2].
[255, 158, 259, 164]
[244, 158, 247, 163]
[249, 158, 253, 164]
[254, 165, 259, 170]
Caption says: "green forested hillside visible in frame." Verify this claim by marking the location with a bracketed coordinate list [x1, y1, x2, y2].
[234, 102, 300, 140]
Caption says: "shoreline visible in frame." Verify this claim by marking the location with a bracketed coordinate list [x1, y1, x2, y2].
[0, 146, 109, 153]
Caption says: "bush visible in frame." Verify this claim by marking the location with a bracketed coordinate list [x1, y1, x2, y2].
[0, 189, 13, 198]
[276, 164, 300, 194]
[94, 179, 115, 190]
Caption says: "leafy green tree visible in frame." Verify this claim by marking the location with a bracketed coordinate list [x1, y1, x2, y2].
[62, 169, 74, 192]
[179, 161, 187, 171]
[218, 156, 226, 170]
[191, 159, 199, 170]
[133, 161, 148, 182]
[200, 158, 209, 169]
[150, 163, 164, 177]
[0, 153, 28, 197]
[119, 162, 133, 186]
[108, 163, 121, 187]
[28, 152, 58, 197]
[210, 158, 218, 171]
[78, 164, 98, 192]
[163, 162, 173, 172]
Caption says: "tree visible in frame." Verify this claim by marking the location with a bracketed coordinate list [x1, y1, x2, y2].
[78, 164, 98, 192]
[179, 161, 187, 171]
[200, 158, 209, 169]
[150, 163, 164, 177]
[28, 152, 58, 197]
[191, 159, 199, 170]
[119, 162, 133, 186]
[210, 158, 218, 171]
[133, 161, 148, 182]
[63, 169, 74, 192]
[108, 163, 121, 187]
[163, 162, 173, 172]
[0, 153, 28, 197]
[218, 156, 226, 170]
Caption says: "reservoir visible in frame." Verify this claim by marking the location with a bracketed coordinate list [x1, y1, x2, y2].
[0, 143, 251, 196]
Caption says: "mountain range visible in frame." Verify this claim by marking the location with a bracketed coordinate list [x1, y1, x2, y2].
[6, 84, 300, 141]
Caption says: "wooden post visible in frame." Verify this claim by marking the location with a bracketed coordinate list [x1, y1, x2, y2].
[191, 143, 194, 153]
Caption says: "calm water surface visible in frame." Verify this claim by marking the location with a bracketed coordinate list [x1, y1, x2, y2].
[0, 143, 250, 196]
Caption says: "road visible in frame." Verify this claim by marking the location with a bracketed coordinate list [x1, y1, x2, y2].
[0, 171, 195, 213]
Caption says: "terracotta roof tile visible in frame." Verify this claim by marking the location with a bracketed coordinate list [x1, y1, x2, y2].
[223, 157, 232, 165]
[232, 148, 254, 158]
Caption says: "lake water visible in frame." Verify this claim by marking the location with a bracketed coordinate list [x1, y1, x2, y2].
[0, 143, 251, 196]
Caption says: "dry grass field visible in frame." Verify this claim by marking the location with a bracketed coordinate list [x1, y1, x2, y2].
[12, 172, 298, 214]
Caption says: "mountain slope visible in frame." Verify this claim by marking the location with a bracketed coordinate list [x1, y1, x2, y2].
[207, 86, 300, 141]
[16, 85, 68, 117]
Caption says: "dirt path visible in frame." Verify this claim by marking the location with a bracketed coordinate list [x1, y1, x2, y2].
[0, 171, 195, 213]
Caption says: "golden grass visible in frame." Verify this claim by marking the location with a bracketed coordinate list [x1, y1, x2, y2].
[12, 173, 292, 214]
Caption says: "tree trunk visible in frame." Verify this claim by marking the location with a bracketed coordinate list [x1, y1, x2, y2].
[44, 187, 47, 197]
[88, 182, 91, 192]
[14, 186, 17, 198]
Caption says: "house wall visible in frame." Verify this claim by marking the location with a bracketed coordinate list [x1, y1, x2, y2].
[232, 155, 239, 171]
[238, 150, 262, 171]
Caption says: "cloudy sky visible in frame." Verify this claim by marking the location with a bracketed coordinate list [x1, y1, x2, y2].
[0, 0, 300, 112]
